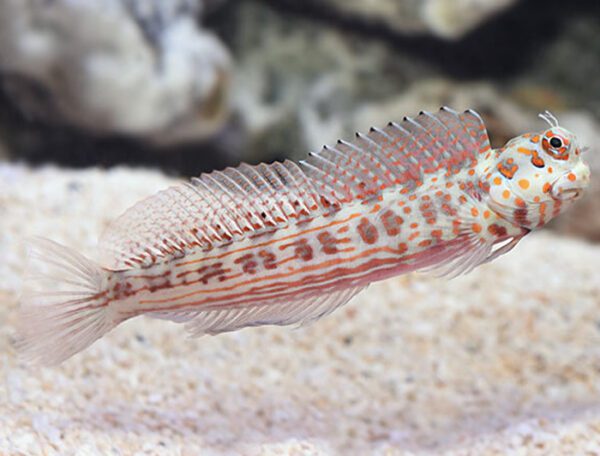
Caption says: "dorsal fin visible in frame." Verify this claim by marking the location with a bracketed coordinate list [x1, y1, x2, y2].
[100, 108, 492, 269]
[99, 160, 336, 269]
[300, 107, 491, 201]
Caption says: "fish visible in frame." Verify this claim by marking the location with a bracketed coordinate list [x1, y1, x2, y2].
[17, 107, 591, 365]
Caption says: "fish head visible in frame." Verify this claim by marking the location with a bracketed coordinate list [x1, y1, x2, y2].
[486, 112, 590, 229]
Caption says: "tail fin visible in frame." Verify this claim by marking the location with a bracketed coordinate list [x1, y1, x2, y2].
[16, 238, 115, 366]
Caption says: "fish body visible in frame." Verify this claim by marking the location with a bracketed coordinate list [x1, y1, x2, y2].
[19, 108, 590, 364]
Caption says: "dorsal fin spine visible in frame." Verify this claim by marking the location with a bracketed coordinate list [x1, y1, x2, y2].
[338, 139, 396, 186]
[402, 117, 442, 169]
[199, 174, 247, 235]
[355, 132, 407, 182]
[304, 153, 353, 200]
[256, 164, 294, 219]
[216, 170, 264, 230]
[385, 122, 423, 180]
[321, 144, 377, 191]
[185, 183, 225, 242]
[239, 164, 282, 224]
[225, 167, 271, 227]
[422, 111, 460, 160]
[280, 160, 322, 211]
[272, 161, 312, 214]
[191, 178, 237, 238]
[171, 186, 214, 248]
[325, 143, 387, 194]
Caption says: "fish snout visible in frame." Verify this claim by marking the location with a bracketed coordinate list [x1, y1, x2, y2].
[550, 162, 591, 201]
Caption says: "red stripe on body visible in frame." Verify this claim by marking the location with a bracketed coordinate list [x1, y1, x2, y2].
[135, 238, 467, 313]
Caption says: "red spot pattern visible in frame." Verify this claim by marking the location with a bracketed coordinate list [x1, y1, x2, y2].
[258, 250, 278, 269]
[381, 210, 403, 236]
[280, 238, 314, 261]
[234, 255, 258, 274]
[357, 217, 379, 245]
[317, 232, 342, 254]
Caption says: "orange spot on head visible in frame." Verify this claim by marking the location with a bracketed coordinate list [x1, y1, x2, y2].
[517, 147, 533, 155]
[471, 207, 479, 217]
[515, 198, 526, 208]
[446, 182, 454, 189]
[403, 206, 411, 214]
[547, 167, 553, 174]
[568, 173, 577, 182]
[483, 210, 491, 219]
[493, 176, 502, 185]
[410, 222, 418, 229]
[518, 179, 530, 190]
[472, 223, 482, 234]
[409, 195, 417, 201]
[502, 189, 511, 199]
[542, 182, 551, 193]
[468, 169, 475, 176]
[533, 196, 540, 203]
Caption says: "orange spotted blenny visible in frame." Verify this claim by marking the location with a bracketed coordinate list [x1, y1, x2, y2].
[18, 108, 590, 365]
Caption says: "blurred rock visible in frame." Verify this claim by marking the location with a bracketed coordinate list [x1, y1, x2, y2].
[228, 2, 437, 162]
[0, 138, 7, 161]
[520, 15, 600, 121]
[0, 0, 231, 145]
[276, 0, 519, 39]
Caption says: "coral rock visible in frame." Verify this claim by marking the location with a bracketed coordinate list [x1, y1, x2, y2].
[0, 0, 231, 145]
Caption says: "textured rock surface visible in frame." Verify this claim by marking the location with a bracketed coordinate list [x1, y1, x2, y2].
[2, 164, 600, 454]
[0, 0, 231, 144]
[229, 2, 437, 163]
[276, 0, 519, 39]
[226, 3, 600, 170]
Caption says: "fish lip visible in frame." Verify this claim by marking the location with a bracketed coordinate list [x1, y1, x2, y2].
[550, 187, 583, 201]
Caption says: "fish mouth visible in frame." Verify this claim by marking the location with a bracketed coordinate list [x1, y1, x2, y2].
[550, 186, 584, 201]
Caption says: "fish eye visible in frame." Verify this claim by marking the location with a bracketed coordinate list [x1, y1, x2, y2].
[542, 133, 569, 160]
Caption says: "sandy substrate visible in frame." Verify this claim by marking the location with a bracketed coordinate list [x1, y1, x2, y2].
[1, 164, 600, 455]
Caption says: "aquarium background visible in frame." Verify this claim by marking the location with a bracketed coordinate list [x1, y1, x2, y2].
[1, 1, 600, 454]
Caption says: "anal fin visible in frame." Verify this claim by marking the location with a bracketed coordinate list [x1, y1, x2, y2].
[148, 286, 365, 337]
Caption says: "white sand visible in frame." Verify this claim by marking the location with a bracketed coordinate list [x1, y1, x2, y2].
[1, 164, 600, 455]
